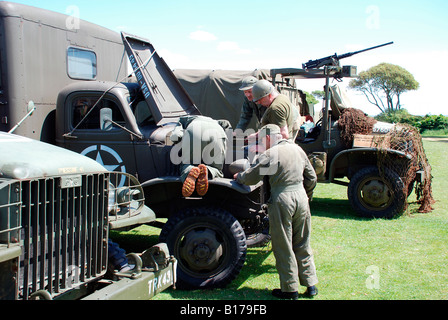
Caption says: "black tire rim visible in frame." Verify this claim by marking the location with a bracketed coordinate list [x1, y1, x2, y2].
[174, 221, 231, 278]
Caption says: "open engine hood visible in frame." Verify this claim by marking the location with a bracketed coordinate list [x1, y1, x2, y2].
[121, 32, 200, 125]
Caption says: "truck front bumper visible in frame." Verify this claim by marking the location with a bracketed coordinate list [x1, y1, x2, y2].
[83, 257, 177, 300]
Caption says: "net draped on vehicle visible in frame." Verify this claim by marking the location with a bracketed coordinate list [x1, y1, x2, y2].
[338, 108, 434, 214]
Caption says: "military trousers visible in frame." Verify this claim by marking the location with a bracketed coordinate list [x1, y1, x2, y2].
[268, 188, 318, 292]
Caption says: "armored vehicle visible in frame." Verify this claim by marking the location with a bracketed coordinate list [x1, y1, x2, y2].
[0, 131, 176, 300]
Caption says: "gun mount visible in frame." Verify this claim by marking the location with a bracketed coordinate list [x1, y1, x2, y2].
[302, 42, 394, 70]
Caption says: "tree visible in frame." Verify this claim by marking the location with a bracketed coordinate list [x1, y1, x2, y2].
[348, 63, 419, 113]
[304, 91, 319, 105]
[312, 90, 325, 100]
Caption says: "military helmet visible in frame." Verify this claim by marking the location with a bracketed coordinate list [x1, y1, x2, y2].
[252, 79, 274, 101]
[239, 76, 258, 91]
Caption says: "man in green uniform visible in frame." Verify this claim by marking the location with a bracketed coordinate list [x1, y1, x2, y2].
[235, 76, 266, 131]
[234, 124, 318, 299]
[170, 115, 229, 197]
[252, 80, 300, 141]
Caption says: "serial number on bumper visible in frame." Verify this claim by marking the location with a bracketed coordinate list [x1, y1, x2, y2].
[148, 267, 174, 297]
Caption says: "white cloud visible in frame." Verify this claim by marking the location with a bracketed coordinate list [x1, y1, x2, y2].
[189, 30, 217, 42]
[217, 41, 251, 55]
[158, 49, 192, 69]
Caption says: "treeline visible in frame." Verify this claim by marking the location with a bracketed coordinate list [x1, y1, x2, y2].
[374, 109, 448, 134]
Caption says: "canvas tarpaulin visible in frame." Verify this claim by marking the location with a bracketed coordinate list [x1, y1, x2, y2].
[173, 69, 271, 129]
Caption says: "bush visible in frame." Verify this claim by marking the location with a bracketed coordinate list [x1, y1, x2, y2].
[374, 110, 448, 133]
[418, 115, 448, 132]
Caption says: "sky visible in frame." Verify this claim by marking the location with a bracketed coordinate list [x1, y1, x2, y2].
[7, 0, 448, 116]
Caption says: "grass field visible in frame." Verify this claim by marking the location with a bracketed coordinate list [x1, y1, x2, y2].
[111, 139, 448, 300]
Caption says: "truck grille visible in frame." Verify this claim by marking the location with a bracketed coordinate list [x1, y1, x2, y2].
[18, 173, 109, 300]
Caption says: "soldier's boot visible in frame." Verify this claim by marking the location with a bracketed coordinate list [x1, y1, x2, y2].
[196, 164, 209, 196]
[182, 167, 200, 197]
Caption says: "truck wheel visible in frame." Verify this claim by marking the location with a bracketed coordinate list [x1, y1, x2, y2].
[159, 207, 247, 289]
[246, 233, 271, 248]
[348, 166, 406, 219]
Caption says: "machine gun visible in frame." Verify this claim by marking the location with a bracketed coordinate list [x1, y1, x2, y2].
[302, 42, 393, 69]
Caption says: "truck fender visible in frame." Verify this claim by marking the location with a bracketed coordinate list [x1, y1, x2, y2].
[141, 176, 261, 195]
[328, 147, 412, 181]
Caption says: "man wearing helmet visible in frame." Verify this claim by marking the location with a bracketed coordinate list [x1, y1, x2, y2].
[235, 76, 266, 131]
[252, 79, 300, 140]
[234, 124, 318, 299]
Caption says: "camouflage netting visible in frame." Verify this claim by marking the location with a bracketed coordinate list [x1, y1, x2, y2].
[338, 108, 377, 148]
[338, 108, 435, 214]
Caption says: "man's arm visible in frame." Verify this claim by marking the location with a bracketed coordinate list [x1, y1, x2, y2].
[302, 154, 317, 199]
[236, 99, 254, 131]
[235, 153, 271, 186]
[280, 125, 289, 139]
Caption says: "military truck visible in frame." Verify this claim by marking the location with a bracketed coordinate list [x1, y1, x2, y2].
[54, 32, 266, 290]
[0, 130, 176, 300]
[0, 2, 265, 289]
[0, 1, 129, 142]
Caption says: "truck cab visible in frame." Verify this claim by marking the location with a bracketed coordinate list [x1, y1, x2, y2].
[55, 33, 266, 290]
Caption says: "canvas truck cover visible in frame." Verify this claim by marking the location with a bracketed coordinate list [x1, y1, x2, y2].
[121, 32, 200, 125]
[173, 69, 310, 129]
[173, 69, 271, 129]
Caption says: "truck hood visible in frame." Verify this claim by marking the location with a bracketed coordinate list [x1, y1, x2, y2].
[0, 132, 107, 179]
[121, 32, 200, 125]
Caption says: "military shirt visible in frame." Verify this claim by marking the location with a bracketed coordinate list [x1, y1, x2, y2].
[236, 97, 266, 131]
[260, 94, 299, 139]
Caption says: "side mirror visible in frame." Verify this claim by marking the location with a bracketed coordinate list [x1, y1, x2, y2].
[27, 100, 36, 114]
[8, 101, 36, 133]
[100, 108, 113, 131]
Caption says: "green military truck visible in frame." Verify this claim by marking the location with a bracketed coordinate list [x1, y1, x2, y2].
[0, 2, 265, 289]
[54, 32, 266, 290]
[0, 131, 176, 300]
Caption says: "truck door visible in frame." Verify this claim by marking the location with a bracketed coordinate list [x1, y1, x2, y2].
[61, 93, 138, 186]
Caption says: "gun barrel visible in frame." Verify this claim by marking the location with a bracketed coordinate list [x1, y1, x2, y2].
[303, 41, 394, 69]
[338, 41, 394, 59]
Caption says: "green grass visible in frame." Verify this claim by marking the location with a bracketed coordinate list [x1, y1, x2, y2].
[111, 139, 448, 300]
[421, 129, 448, 136]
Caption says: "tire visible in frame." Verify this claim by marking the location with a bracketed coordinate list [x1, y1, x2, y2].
[159, 207, 247, 289]
[348, 166, 406, 219]
[246, 233, 271, 248]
